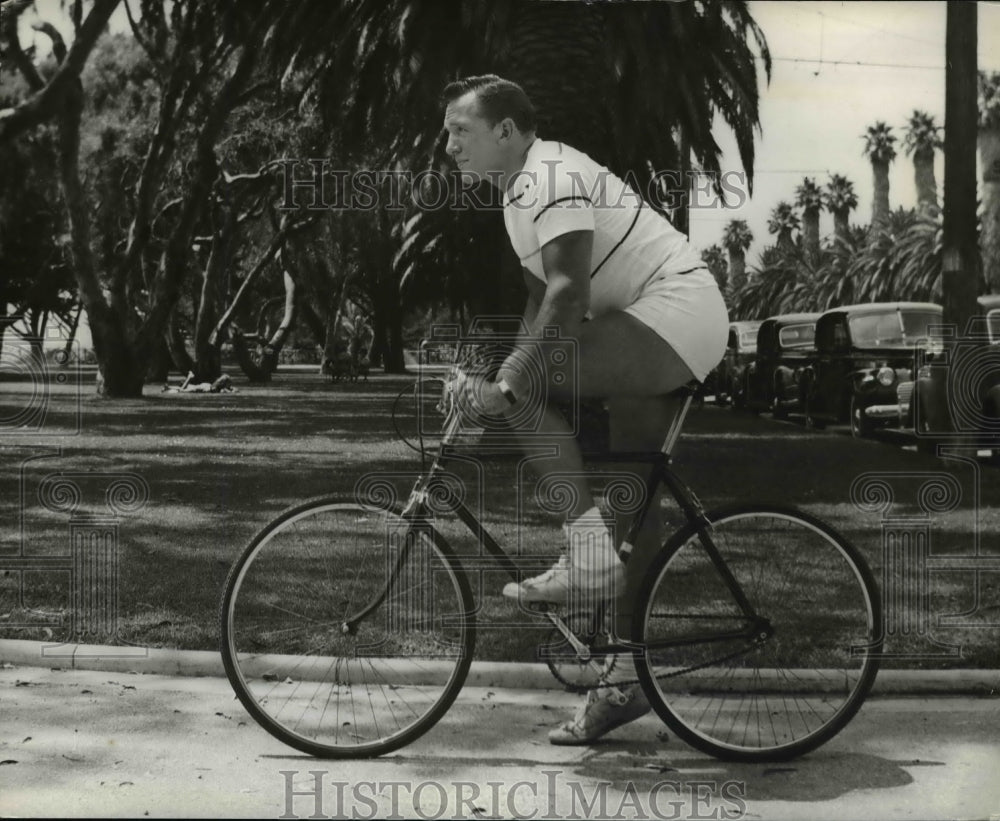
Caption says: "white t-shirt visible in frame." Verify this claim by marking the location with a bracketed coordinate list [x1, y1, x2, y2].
[502, 139, 705, 316]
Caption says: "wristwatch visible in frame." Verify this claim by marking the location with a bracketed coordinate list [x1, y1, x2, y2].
[495, 378, 518, 405]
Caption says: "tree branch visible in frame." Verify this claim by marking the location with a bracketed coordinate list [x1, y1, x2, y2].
[122, 0, 160, 69]
[0, 0, 121, 143]
[2, 0, 43, 91]
[32, 21, 67, 63]
[208, 214, 315, 346]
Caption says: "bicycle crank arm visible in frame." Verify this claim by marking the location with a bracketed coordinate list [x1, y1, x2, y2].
[543, 611, 593, 662]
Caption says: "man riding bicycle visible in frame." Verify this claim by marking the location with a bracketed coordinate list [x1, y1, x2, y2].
[442, 75, 728, 744]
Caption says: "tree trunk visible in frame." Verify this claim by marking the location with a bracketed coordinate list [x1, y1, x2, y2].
[870, 159, 891, 235]
[503, 3, 610, 162]
[191, 218, 232, 382]
[61, 301, 82, 362]
[914, 148, 939, 214]
[377, 273, 406, 374]
[232, 271, 298, 383]
[942, 1, 981, 331]
[727, 249, 746, 291]
[980, 127, 1000, 292]
[674, 127, 690, 236]
[146, 334, 173, 383]
[927, 1, 981, 443]
[777, 230, 794, 251]
[832, 209, 849, 243]
[54, 76, 145, 397]
[165, 310, 195, 375]
[803, 207, 820, 261]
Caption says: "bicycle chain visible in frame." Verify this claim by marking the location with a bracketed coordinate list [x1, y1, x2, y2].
[573, 639, 762, 691]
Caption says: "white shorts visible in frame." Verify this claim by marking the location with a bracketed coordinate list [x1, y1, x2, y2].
[622, 267, 729, 382]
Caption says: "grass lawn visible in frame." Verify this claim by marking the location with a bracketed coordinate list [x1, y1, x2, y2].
[1, 367, 998, 669]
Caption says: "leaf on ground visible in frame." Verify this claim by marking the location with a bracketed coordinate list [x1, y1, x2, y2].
[81, 690, 93, 694]
[22, 737, 31, 743]
[0, 760, 17, 765]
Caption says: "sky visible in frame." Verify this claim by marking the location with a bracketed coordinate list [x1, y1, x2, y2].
[689, 1, 1000, 262]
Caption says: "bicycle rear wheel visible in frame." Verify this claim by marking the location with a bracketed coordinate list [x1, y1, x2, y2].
[635, 503, 881, 762]
[220, 497, 475, 758]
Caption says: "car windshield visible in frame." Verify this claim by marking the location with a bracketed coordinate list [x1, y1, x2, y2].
[848, 310, 940, 347]
[740, 332, 758, 348]
[777, 323, 815, 348]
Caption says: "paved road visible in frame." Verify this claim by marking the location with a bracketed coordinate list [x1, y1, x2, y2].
[1, 665, 998, 820]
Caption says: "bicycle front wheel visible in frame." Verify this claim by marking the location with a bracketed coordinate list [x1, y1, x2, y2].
[635, 503, 881, 761]
[220, 497, 475, 758]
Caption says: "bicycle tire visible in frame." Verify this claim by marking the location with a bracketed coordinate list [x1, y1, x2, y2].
[634, 502, 881, 762]
[220, 496, 476, 758]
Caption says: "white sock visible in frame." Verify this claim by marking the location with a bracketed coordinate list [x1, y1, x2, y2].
[565, 506, 619, 570]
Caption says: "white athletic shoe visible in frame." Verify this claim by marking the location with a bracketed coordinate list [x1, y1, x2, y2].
[548, 683, 651, 745]
[501, 552, 626, 603]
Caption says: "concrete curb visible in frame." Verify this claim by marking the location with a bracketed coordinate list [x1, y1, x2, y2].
[1, 638, 998, 695]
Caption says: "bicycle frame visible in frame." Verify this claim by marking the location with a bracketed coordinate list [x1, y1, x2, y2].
[343, 376, 772, 659]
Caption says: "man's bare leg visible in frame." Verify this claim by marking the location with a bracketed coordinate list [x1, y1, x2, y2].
[502, 312, 695, 603]
[541, 395, 681, 744]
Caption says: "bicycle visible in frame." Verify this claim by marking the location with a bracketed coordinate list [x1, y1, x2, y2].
[219, 355, 882, 762]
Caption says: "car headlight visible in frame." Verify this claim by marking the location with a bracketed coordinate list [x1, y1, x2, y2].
[876, 366, 896, 387]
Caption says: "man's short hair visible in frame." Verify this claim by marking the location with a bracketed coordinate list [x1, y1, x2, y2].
[441, 75, 537, 133]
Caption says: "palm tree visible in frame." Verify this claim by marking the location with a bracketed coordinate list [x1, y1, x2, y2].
[767, 201, 799, 251]
[735, 245, 799, 319]
[846, 208, 931, 303]
[284, 0, 772, 317]
[722, 220, 753, 293]
[903, 110, 942, 214]
[824, 174, 859, 243]
[701, 243, 728, 291]
[313, 1, 771, 184]
[863, 122, 898, 235]
[980, 71, 1000, 292]
[794, 178, 823, 261]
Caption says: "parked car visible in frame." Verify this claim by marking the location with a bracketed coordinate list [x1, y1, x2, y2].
[711, 320, 763, 407]
[801, 302, 943, 436]
[742, 313, 819, 418]
[903, 294, 1000, 456]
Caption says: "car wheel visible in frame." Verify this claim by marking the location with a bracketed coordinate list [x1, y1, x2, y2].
[850, 395, 875, 439]
[771, 394, 788, 421]
[914, 389, 941, 456]
[803, 396, 826, 430]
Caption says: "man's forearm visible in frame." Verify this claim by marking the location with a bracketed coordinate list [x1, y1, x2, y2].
[499, 285, 586, 396]
[528, 285, 586, 340]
